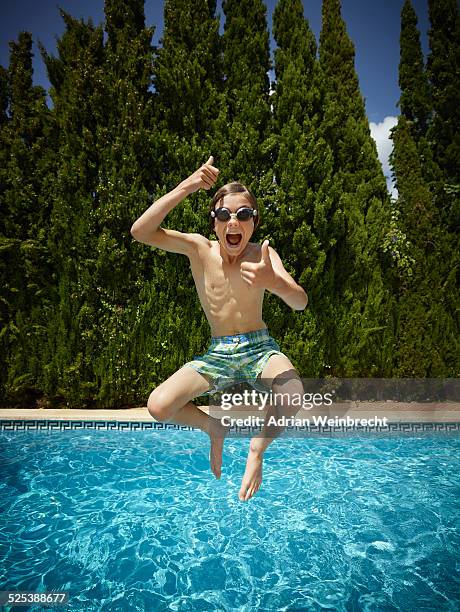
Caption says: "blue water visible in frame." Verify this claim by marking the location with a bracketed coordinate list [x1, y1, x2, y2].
[0, 428, 459, 611]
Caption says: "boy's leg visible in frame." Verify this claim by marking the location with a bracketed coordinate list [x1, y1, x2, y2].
[239, 354, 303, 501]
[147, 365, 228, 478]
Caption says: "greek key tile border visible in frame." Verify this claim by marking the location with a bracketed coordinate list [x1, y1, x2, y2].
[0, 420, 459, 436]
[0, 420, 189, 432]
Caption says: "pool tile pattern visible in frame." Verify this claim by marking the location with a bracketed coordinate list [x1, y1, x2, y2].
[0, 419, 459, 436]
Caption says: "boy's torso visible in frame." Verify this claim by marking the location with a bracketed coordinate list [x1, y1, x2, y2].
[188, 239, 266, 337]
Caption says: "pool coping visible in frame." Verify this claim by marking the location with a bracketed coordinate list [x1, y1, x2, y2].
[1, 404, 459, 435]
[1, 402, 459, 424]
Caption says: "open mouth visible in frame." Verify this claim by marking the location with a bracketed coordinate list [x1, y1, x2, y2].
[226, 233, 242, 247]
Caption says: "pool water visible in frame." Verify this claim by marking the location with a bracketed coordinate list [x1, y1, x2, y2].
[0, 428, 459, 611]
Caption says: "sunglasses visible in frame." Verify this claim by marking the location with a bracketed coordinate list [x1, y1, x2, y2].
[211, 207, 258, 222]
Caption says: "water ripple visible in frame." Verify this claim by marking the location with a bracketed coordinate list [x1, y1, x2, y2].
[0, 429, 459, 611]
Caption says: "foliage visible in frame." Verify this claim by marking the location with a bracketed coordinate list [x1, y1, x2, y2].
[0, 0, 457, 409]
[389, 0, 459, 375]
[318, 0, 395, 376]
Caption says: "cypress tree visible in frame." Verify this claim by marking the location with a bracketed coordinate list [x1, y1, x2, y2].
[390, 116, 458, 375]
[391, 0, 432, 266]
[389, 117, 440, 375]
[425, 0, 460, 373]
[89, 0, 158, 405]
[2, 33, 49, 238]
[0, 66, 10, 236]
[318, 0, 395, 376]
[153, 0, 221, 146]
[270, 0, 330, 375]
[426, 0, 460, 201]
[0, 66, 8, 127]
[390, 0, 459, 376]
[218, 0, 272, 187]
[40, 12, 106, 406]
[0, 32, 51, 405]
[398, 0, 430, 140]
[37, 3, 167, 407]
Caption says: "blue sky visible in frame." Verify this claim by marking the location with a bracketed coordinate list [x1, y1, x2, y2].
[1, 0, 431, 191]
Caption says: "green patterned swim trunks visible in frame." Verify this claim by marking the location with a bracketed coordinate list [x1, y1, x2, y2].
[185, 328, 288, 396]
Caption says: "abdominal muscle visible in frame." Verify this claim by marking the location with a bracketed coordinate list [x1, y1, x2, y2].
[189, 241, 266, 337]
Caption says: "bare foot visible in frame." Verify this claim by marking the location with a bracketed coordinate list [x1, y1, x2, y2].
[207, 417, 229, 479]
[239, 447, 263, 501]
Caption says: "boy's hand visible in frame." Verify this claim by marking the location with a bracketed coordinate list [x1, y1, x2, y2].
[240, 240, 277, 290]
[180, 156, 220, 194]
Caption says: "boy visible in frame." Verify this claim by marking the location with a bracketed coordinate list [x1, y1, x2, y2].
[131, 156, 308, 501]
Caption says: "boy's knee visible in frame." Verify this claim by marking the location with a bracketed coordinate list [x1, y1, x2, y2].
[147, 389, 173, 422]
[272, 375, 303, 398]
[272, 375, 304, 412]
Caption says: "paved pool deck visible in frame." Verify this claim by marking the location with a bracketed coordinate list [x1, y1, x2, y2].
[1, 402, 459, 423]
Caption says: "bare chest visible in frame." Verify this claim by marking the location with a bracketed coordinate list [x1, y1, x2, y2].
[190, 243, 263, 308]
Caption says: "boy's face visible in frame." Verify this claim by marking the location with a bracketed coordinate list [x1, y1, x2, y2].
[213, 194, 256, 256]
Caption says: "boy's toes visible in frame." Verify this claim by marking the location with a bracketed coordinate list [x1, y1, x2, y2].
[209, 448, 222, 478]
[209, 428, 225, 479]
[239, 481, 260, 501]
[238, 484, 248, 501]
[211, 457, 222, 479]
[239, 449, 263, 500]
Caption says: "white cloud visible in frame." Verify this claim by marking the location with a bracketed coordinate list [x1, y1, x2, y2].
[370, 116, 398, 198]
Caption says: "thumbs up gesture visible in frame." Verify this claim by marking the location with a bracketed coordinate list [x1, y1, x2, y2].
[181, 155, 220, 195]
[240, 240, 277, 289]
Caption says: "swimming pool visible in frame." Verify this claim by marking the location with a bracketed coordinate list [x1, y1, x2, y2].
[1, 425, 459, 611]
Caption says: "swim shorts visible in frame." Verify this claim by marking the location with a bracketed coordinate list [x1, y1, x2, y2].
[184, 328, 288, 397]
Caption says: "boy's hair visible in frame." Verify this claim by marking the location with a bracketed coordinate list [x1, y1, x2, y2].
[209, 182, 260, 232]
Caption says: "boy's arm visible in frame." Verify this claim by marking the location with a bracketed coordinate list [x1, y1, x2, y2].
[240, 241, 308, 311]
[267, 246, 308, 310]
[130, 156, 219, 256]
